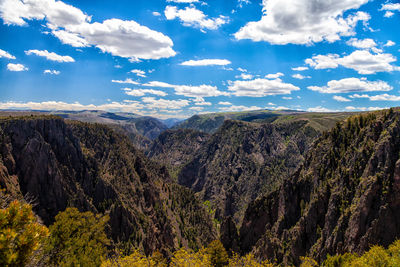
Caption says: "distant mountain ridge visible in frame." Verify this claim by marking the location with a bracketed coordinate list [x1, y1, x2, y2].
[173, 110, 356, 134]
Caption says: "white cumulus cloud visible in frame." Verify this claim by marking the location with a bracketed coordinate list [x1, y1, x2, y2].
[308, 78, 392, 94]
[130, 69, 146, 78]
[346, 38, 377, 49]
[219, 105, 261, 112]
[307, 106, 337, 112]
[0, 100, 146, 114]
[385, 40, 395, 47]
[234, 0, 370, 45]
[111, 78, 140, 85]
[265, 72, 284, 79]
[143, 81, 229, 98]
[306, 50, 399, 74]
[180, 59, 231, 66]
[292, 74, 311, 80]
[25, 49, 74, 62]
[345, 106, 384, 111]
[167, 0, 200, 3]
[0, 48, 15, 59]
[380, 4, 399, 18]
[44, 69, 60, 75]
[235, 73, 253, 80]
[380, 3, 400, 12]
[350, 93, 400, 101]
[123, 88, 167, 97]
[333, 95, 351, 102]
[7, 63, 28, 71]
[165, 5, 229, 31]
[228, 78, 300, 97]
[292, 66, 308, 71]
[142, 97, 190, 110]
[0, 0, 176, 61]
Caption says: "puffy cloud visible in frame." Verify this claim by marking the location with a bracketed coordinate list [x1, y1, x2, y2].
[142, 81, 173, 88]
[237, 0, 251, 8]
[0, 0, 176, 61]
[143, 81, 229, 98]
[307, 106, 337, 112]
[218, 101, 232, 105]
[51, 30, 89, 47]
[384, 11, 394, 18]
[66, 19, 176, 61]
[306, 50, 399, 74]
[292, 66, 308, 71]
[228, 78, 300, 97]
[174, 84, 229, 98]
[7, 63, 28, 71]
[152, 11, 161, 16]
[305, 54, 340, 69]
[235, 73, 253, 80]
[25, 49, 74, 62]
[189, 106, 204, 111]
[292, 74, 311, 79]
[380, 3, 400, 18]
[180, 59, 231, 66]
[380, 3, 400, 12]
[111, 78, 139, 85]
[265, 72, 284, 79]
[333, 95, 351, 102]
[142, 97, 190, 110]
[219, 105, 261, 112]
[193, 97, 212, 106]
[0, 100, 145, 114]
[0, 0, 89, 27]
[385, 40, 396, 47]
[345, 106, 384, 111]
[338, 50, 398, 74]
[308, 78, 392, 94]
[44, 69, 60, 75]
[268, 106, 292, 111]
[167, 0, 200, 3]
[350, 93, 400, 101]
[130, 69, 146, 78]
[282, 97, 293, 100]
[237, 68, 247, 72]
[0, 48, 15, 59]
[123, 88, 167, 97]
[234, 0, 370, 45]
[165, 5, 229, 31]
[346, 38, 377, 49]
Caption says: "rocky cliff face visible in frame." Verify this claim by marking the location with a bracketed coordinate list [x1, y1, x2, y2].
[238, 109, 400, 265]
[146, 129, 210, 178]
[178, 119, 320, 224]
[0, 116, 215, 256]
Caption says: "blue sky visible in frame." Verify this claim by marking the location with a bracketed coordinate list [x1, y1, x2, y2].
[0, 0, 399, 118]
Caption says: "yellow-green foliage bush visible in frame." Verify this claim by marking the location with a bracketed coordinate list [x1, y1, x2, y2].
[44, 207, 110, 267]
[228, 253, 275, 267]
[101, 250, 167, 267]
[0, 200, 48, 267]
[171, 247, 212, 266]
[321, 240, 400, 267]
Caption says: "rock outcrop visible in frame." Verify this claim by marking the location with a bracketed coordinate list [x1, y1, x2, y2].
[239, 109, 400, 265]
[178, 119, 320, 224]
[0, 116, 216, 256]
